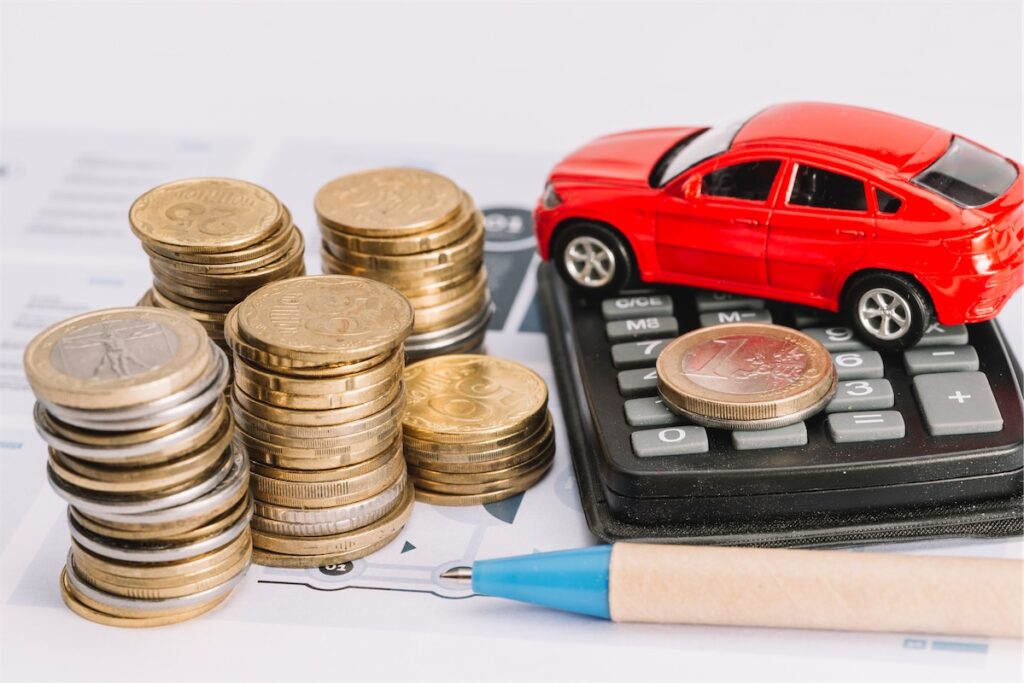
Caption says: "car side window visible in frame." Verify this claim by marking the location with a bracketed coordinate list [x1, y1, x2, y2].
[875, 188, 902, 214]
[788, 164, 867, 211]
[700, 160, 781, 202]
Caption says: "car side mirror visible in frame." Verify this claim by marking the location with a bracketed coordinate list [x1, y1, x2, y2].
[678, 175, 700, 200]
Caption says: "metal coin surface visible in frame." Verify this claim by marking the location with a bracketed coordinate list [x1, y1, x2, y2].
[315, 168, 462, 237]
[129, 178, 282, 253]
[656, 323, 836, 430]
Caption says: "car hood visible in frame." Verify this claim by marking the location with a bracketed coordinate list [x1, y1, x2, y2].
[550, 127, 703, 187]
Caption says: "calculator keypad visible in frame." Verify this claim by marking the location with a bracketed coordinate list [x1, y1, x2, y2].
[601, 288, 1004, 459]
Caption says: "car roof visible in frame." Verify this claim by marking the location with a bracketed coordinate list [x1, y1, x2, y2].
[731, 102, 951, 176]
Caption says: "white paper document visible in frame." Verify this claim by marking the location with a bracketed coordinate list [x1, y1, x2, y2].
[1, 130, 1021, 682]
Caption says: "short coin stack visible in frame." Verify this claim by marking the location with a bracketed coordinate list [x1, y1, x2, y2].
[132, 177, 305, 355]
[402, 355, 555, 505]
[316, 168, 493, 361]
[225, 275, 416, 567]
[24, 308, 251, 627]
[656, 323, 837, 430]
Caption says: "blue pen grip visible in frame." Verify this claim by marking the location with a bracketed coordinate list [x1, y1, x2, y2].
[472, 545, 612, 619]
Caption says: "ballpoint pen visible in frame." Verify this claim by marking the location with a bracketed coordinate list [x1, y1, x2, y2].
[441, 543, 1022, 638]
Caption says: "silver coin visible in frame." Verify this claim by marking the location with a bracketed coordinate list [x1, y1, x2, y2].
[404, 299, 494, 352]
[252, 471, 406, 528]
[64, 550, 247, 612]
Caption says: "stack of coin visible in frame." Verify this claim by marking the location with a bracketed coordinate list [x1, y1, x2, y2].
[225, 275, 416, 567]
[315, 168, 493, 361]
[131, 177, 305, 355]
[656, 323, 837, 430]
[23, 308, 251, 627]
[402, 355, 555, 505]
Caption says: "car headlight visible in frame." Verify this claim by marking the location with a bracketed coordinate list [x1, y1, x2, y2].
[542, 182, 562, 209]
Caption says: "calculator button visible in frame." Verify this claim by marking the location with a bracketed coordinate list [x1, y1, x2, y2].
[793, 306, 840, 328]
[912, 372, 1003, 436]
[903, 346, 979, 375]
[699, 309, 773, 327]
[802, 326, 868, 351]
[605, 316, 678, 343]
[731, 422, 807, 450]
[631, 426, 709, 457]
[827, 411, 905, 443]
[624, 397, 684, 427]
[831, 350, 884, 380]
[916, 322, 969, 347]
[611, 339, 669, 369]
[617, 367, 659, 397]
[602, 295, 673, 320]
[694, 291, 765, 312]
[826, 379, 894, 412]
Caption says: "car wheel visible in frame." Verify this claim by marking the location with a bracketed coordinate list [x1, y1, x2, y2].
[844, 272, 932, 350]
[552, 222, 635, 296]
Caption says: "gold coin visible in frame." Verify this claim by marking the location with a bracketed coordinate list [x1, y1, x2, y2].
[230, 391, 404, 441]
[24, 308, 211, 410]
[402, 355, 547, 443]
[71, 492, 251, 544]
[73, 547, 250, 601]
[60, 568, 230, 627]
[411, 450, 553, 495]
[233, 347, 402, 396]
[137, 289, 156, 307]
[321, 245, 483, 292]
[232, 379, 401, 428]
[234, 424, 397, 462]
[148, 230, 305, 289]
[323, 219, 484, 273]
[236, 275, 413, 364]
[411, 279, 489, 334]
[409, 434, 555, 485]
[236, 413, 398, 451]
[143, 212, 296, 267]
[403, 414, 554, 470]
[234, 370, 397, 411]
[251, 482, 413, 556]
[319, 194, 477, 256]
[251, 445, 405, 508]
[402, 409, 551, 456]
[152, 284, 238, 313]
[70, 529, 252, 580]
[151, 261, 305, 302]
[236, 429, 397, 471]
[656, 323, 837, 430]
[251, 526, 399, 569]
[413, 461, 552, 507]
[405, 268, 487, 309]
[250, 441, 399, 483]
[315, 168, 462, 237]
[129, 178, 283, 253]
[36, 403, 196, 448]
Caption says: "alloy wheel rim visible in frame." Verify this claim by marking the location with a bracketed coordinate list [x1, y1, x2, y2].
[563, 235, 616, 288]
[857, 287, 912, 340]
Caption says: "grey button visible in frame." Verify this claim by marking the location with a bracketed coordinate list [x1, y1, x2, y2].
[631, 426, 709, 457]
[827, 411, 905, 443]
[793, 307, 840, 328]
[602, 294, 673, 320]
[803, 326, 868, 351]
[611, 339, 670, 369]
[904, 346, 979, 375]
[694, 291, 765, 312]
[624, 397, 683, 427]
[826, 379, 894, 412]
[606, 316, 678, 343]
[699, 309, 773, 327]
[731, 422, 807, 450]
[617, 367, 659, 397]
[831, 351, 884, 380]
[917, 322, 969, 347]
[912, 372, 1003, 436]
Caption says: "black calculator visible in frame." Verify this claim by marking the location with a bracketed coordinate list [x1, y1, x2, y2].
[537, 262, 1024, 547]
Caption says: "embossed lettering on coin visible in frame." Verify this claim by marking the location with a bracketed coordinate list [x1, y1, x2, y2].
[49, 320, 179, 380]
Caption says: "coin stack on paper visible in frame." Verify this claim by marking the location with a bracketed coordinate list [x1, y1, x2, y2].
[132, 178, 305, 356]
[402, 355, 555, 505]
[656, 323, 837, 430]
[225, 275, 415, 567]
[316, 168, 493, 361]
[24, 308, 251, 627]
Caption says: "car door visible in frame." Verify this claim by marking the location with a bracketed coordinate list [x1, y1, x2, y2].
[766, 160, 874, 306]
[655, 157, 782, 286]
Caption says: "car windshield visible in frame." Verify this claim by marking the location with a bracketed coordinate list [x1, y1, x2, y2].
[651, 119, 746, 188]
[913, 136, 1018, 208]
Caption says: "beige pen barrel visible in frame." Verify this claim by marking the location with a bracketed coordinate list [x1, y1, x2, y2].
[609, 543, 1023, 638]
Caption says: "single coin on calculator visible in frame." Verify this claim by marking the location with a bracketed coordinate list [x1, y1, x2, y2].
[657, 323, 836, 430]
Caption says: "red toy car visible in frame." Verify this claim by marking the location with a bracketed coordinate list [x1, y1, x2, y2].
[535, 102, 1023, 349]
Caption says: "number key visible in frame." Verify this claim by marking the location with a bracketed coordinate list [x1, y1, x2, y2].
[831, 351, 884, 380]
[826, 379, 894, 412]
[617, 367, 659, 397]
[611, 339, 669, 369]
[631, 426, 709, 457]
[803, 326, 868, 351]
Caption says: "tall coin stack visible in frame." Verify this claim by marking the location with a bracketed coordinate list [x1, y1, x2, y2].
[131, 177, 305, 356]
[225, 275, 416, 567]
[315, 168, 493, 361]
[24, 308, 251, 627]
[402, 355, 555, 505]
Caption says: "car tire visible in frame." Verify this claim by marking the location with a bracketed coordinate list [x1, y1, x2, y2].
[844, 272, 933, 350]
[551, 222, 636, 296]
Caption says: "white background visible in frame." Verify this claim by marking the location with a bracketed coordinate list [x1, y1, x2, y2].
[2, 1, 1022, 682]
